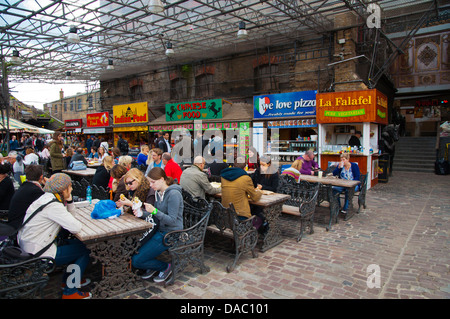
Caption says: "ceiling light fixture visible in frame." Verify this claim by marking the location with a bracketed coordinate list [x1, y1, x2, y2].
[67, 26, 81, 44]
[237, 21, 248, 39]
[10, 50, 22, 65]
[107, 59, 115, 70]
[148, 0, 164, 14]
[165, 42, 174, 57]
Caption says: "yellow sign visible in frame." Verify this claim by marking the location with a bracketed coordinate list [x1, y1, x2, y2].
[113, 126, 148, 132]
[113, 102, 148, 125]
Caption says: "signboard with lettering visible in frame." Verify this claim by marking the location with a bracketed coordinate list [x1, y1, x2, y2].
[165, 99, 223, 122]
[87, 112, 110, 127]
[253, 90, 317, 119]
[316, 89, 388, 124]
[65, 119, 82, 129]
[113, 102, 148, 125]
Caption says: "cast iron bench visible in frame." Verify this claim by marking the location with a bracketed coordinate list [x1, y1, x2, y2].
[209, 200, 258, 272]
[162, 193, 212, 286]
[277, 174, 320, 242]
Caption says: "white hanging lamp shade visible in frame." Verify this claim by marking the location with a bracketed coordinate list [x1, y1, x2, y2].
[165, 42, 175, 56]
[237, 21, 248, 39]
[10, 50, 22, 65]
[67, 26, 81, 44]
[148, 0, 164, 14]
[107, 59, 115, 70]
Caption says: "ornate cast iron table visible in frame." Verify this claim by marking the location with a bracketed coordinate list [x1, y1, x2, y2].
[298, 175, 360, 230]
[73, 199, 151, 298]
[249, 193, 291, 252]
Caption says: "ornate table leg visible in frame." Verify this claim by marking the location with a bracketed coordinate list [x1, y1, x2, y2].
[344, 187, 356, 221]
[326, 187, 340, 231]
[260, 203, 284, 252]
[87, 234, 143, 299]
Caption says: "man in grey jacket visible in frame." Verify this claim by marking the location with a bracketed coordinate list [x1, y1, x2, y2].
[180, 156, 221, 199]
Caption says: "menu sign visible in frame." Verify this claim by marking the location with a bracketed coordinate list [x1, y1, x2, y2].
[87, 112, 110, 127]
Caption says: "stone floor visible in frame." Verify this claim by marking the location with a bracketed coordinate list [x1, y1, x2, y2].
[42, 171, 450, 300]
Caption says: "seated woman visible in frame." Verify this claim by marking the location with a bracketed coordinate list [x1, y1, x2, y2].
[116, 168, 154, 215]
[17, 173, 91, 299]
[281, 159, 303, 182]
[65, 147, 74, 169]
[0, 161, 15, 211]
[332, 153, 361, 214]
[111, 147, 121, 164]
[251, 155, 279, 192]
[92, 155, 114, 189]
[111, 164, 128, 202]
[23, 148, 40, 165]
[97, 145, 107, 163]
[119, 155, 133, 171]
[87, 146, 99, 159]
[131, 167, 184, 283]
[247, 146, 260, 171]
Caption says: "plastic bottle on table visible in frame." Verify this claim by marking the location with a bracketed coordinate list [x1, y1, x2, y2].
[86, 186, 92, 204]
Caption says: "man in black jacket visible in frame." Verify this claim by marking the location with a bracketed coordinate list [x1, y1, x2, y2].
[8, 164, 46, 230]
[117, 133, 129, 155]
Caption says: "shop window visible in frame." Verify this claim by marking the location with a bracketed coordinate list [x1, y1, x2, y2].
[130, 84, 143, 102]
[87, 96, 93, 109]
[195, 73, 214, 98]
[170, 77, 187, 100]
[254, 63, 279, 92]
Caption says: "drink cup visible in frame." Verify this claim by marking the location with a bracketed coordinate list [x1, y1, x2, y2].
[318, 171, 323, 178]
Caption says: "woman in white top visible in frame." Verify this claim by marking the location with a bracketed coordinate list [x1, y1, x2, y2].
[23, 147, 40, 165]
[97, 145, 107, 163]
[18, 173, 91, 299]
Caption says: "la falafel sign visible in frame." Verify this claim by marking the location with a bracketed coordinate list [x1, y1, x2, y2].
[165, 99, 223, 122]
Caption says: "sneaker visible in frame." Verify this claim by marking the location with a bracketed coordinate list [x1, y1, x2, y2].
[61, 278, 91, 289]
[62, 290, 92, 299]
[153, 264, 172, 283]
[141, 269, 157, 280]
[341, 210, 347, 214]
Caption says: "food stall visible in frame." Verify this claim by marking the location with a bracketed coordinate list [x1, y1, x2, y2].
[84, 111, 113, 148]
[316, 89, 388, 188]
[253, 90, 318, 162]
[112, 102, 150, 155]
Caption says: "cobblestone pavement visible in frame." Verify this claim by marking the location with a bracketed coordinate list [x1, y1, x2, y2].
[43, 171, 450, 299]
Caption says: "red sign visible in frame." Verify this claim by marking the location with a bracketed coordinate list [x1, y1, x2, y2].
[65, 119, 83, 129]
[87, 112, 110, 127]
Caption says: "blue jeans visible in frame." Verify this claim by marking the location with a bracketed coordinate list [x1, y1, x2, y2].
[332, 185, 360, 211]
[55, 238, 91, 295]
[132, 231, 168, 272]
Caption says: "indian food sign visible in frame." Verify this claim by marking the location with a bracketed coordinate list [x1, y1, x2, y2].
[113, 102, 148, 125]
[165, 99, 223, 122]
[315, 89, 388, 124]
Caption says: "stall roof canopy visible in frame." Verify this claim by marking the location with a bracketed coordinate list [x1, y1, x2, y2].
[1, 0, 445, 84]
[0, 117, 55, 134]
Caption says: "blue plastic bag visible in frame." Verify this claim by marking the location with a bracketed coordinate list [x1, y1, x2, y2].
[91, 200, 122, 219]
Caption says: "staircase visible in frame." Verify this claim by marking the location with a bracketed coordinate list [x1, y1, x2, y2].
[392, 136, 436, 173]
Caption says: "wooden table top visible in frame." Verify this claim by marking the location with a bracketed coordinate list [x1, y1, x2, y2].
[72, 199, 151, 243]
[299, 174, 360, 188]
[249, 193, 291, 207]
[62, 167, 97, 176]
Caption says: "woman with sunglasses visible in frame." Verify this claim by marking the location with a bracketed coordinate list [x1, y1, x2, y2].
[116, 168, 155, 215]
[131, 167, 183, 283]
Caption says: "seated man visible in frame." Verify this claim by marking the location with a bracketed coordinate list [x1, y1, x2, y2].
[220, 157, 262, 220]
[162, 152, 182, 184]
[297, 150, 319, 176]
[180, 156, 221, 199]
[8, 164, 47, 231]
[69, 148, 88, 166]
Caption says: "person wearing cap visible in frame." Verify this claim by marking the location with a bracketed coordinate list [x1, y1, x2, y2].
[348, 131, 362, 148]
[17, 173, 92, 299]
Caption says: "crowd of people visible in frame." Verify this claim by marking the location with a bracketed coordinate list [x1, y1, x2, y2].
[0, 130, 361, 299]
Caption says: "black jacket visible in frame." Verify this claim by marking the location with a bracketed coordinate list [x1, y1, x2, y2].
[8, 181, 44, 230]
[92, 166, 110, 189]
[251, 168, 279, 192]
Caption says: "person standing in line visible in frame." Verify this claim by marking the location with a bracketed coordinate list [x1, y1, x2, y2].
[117, 134, 129, 155]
